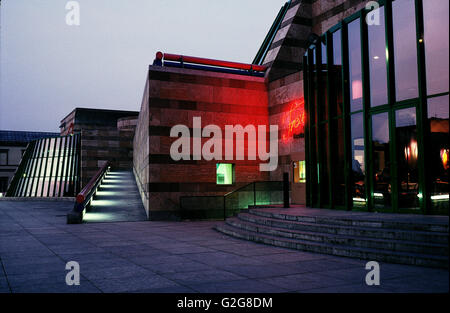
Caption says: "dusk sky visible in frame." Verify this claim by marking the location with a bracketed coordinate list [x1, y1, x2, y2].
[0, 0, 286, 132]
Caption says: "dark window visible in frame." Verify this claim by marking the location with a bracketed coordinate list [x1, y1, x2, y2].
[0, 177, 9, 193]
[331, 118, 345, 205]
[319, 123, 329, 205]
[0, 150, 8, 165]
[368, 6, 388, 107]
[392, 0, 419, 101]
[423, 0, 449, 96]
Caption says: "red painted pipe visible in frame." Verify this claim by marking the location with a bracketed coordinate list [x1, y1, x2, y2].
[76, 162, 110, 204]
[160, 52, 267, 72]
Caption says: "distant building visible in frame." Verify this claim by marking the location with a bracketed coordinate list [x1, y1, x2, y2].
[0, 130, 59, 195]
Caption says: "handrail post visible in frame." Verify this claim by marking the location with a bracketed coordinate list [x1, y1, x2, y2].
[223, 196, 226, 221]
[253, 182, 256, 207]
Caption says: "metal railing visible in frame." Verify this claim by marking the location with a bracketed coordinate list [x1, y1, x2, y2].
[153, 52, 267, 77]
[179, 181, 284, 220]
[67, 162, 110, 224]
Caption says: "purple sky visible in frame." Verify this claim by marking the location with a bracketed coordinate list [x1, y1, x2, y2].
[0, 0, 286, 132]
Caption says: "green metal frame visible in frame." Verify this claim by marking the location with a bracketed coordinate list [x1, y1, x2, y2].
[5, 134, 81, 198]
[303, 0, 449, 214]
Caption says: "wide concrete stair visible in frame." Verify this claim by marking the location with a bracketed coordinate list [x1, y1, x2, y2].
[215, 208, 449, 268]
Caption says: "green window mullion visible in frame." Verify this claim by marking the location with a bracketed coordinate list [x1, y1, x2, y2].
[308, 50, 318, 206]
[64, 135, 74, 196]
[303, 55, 311, 207]
[52, 136, 63, 197]
[17, 142, 35, 197]
[74, 134, 82, 194]
[361, 10, 372, 212]
[26, 140, 41, 197]
[58, 136, 68, 197]
[389, 108, 399, 212]
[39, 138, 51, 197]
[47, 137, 58, 197]
[315, 44, 323, 208]
[341, 22, 353, 211]
[414, 0, 430, 214]
[326, 31, 334, 209]
[385, 1, 399, 212]
[33, 138, 46, 197]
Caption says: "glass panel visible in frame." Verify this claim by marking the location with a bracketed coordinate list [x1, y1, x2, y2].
[333, 30, 342, 66]
[371, 113, 391, 209]
[348, 19, 363, 112]
[332, 30, 343, 117]
[216, 163, 234, 185]
[396, 107, 419, 210]
[368, 6, 388, 107]
[331, 118, 345, 205]
[320, 41, 328, 121]
[351, 113, 366, 205]
[321, 41, 327, 65]
[392, 0, 418, 101]
[423, 0, 449, 96]
[428, 95, 449, 214]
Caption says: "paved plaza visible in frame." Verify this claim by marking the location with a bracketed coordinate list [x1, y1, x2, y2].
[0, 200, 448, 293]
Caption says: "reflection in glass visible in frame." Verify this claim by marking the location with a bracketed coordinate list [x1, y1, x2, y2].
[428, 96, 449, 213]
[331, 118, 345, 205]
[348, 19, 363, 112]
[396, 107, 419, 209]
[424, 0, 449, 95]
[368, 7, 388, 107]
[332, 30, 343, 117]
[372, 113, 391, 209]
[351, 113, 365, 205]
[392, 0, 418, 101]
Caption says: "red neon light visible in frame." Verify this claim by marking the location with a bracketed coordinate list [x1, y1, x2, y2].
[281, 99, 305, 143]
[162, 52, 267, 72]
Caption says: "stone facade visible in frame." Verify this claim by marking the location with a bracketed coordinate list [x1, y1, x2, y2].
[268, 71, 305, 204]
[59, 108, 139, 187]
[134, 66, 270, 220]
[263, 0, 366, 82]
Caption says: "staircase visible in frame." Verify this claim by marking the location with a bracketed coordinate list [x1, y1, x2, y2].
[215, 207, 449, 268]
[83, 170, 147, 223]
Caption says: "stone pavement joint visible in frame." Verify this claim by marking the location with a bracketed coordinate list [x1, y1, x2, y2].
[0, 200, 448, 293]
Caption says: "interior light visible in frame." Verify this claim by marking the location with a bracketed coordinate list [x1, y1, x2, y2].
[373, 56, 379, 60]
[373, 193, 384, 198]
[431, 194, 449, 200]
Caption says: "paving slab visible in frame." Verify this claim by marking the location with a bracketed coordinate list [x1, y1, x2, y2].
[0, 199, 448, 293]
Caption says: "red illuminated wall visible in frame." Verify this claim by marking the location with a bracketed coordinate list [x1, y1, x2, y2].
[268, 71, 306, 204]
[134, 66, 270, 220]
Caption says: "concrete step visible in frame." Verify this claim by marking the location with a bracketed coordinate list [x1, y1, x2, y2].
[238, 213, 448, 245]
[215, 223, 449, 269]
[249, 209, 449, 233]
[227, 217, 448, 256]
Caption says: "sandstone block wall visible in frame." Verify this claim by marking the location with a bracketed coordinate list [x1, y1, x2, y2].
[134, 66, 270, 220]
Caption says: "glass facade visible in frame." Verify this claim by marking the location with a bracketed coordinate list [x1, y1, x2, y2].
[304, 0, 449, 214]
[6, 134, 81, 197]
